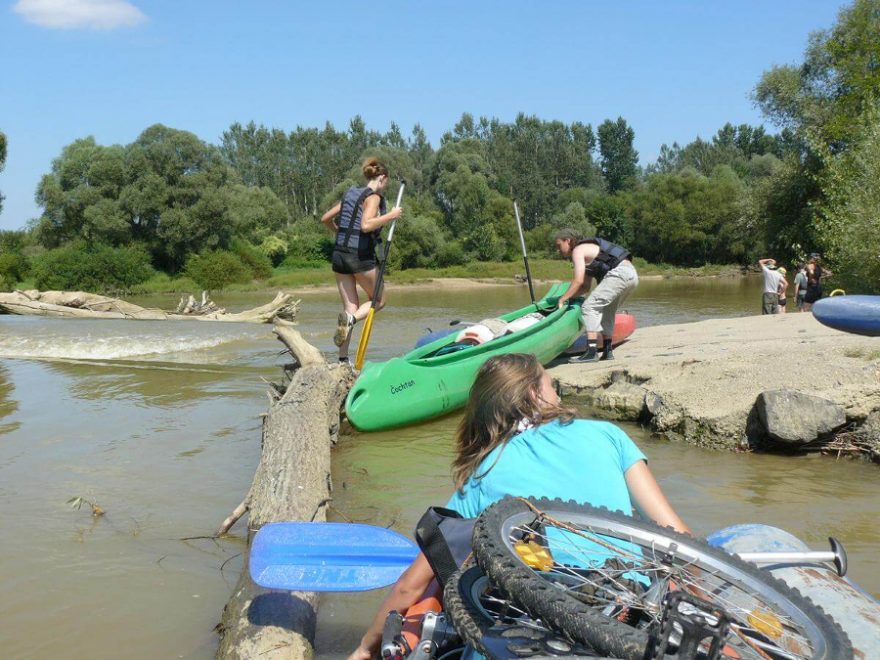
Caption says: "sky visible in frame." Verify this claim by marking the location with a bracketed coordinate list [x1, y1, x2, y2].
[0, 0, 850, 231]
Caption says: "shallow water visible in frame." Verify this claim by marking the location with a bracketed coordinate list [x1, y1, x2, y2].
[0, 277, 875, 659]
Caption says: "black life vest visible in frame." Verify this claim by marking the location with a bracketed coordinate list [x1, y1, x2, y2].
[576, 238, 632, 283]
[335, 186, 386, 257]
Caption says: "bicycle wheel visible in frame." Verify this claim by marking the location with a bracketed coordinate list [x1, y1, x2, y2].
[444, 563, 602, 659]
[473, 496, 852, 660]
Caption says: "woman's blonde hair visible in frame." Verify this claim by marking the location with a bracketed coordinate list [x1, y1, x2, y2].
[362, 157, 388, 180]
[451, 353, 575, 491]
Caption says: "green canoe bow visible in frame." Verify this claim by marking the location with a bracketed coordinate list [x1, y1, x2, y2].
[345, 283, 582, 432]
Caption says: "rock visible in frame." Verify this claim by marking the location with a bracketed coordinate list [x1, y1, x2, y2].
[757, 389, 847, 446]
[644, 392, 685, 432]
[594, 382, 646, 420]
[859, 411, 880, 448]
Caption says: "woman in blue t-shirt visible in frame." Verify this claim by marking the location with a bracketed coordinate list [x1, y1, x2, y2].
[348, 353, 689, 660]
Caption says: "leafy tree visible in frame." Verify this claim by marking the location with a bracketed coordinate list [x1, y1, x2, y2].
[627, 168, 745, 265]
[185, 250, 252, 290]
[754, 0, 880, 151]
[597, 117, 638, 192]
[231, 239, 273, 279]
[816, 111, 880, 291]
[259, 235, 288, 267]
[751, 0, 880, 281]
[226, 183, 288, 243]
[31, 242, 154, 292]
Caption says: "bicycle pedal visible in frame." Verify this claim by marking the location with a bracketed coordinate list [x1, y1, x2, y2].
[651, 591, 731, 660]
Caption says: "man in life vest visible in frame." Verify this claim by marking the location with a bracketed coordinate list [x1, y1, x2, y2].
[554, 229, 639, 362]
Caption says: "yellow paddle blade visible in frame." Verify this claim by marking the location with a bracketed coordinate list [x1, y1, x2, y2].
[354, 309, 376, 370]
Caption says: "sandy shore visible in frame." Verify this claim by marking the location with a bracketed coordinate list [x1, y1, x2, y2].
[550, 312, 880, 451]
[283, 271, 725, 296]
[288, 276, 533, 296]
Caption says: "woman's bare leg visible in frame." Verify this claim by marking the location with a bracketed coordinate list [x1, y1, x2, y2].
[353, 268, 385, 319]
[335, 274, 360, 358]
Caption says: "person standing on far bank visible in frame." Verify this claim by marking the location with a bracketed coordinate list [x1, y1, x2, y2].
[803, 254, 832, 312]
[777, 266, 789, 314]
[794, 263, 808, 312]
[758, 258, 784, 315]
[320, 158, 403, 364]
[554, 229, 639, 363]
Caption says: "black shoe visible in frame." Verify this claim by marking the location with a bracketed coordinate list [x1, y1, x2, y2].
[569, 348, 600, 364]
[600, 348, 614, 361]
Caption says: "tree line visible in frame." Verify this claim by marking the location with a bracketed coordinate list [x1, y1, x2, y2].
[0, 0, 878, 293]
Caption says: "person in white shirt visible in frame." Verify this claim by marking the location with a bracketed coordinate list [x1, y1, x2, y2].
[758, 258, 784, 315]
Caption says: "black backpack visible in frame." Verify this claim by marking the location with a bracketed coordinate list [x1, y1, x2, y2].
[414, 506, 476, 587]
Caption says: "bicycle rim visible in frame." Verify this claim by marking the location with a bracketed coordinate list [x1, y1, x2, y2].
[444, 564, 601, 659]
[473, 497, 852, 660]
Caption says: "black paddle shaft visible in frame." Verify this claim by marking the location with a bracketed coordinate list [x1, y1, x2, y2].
[513, 200, 536, 304]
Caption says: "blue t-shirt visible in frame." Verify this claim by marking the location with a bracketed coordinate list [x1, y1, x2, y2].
[446, 419, 646, 518]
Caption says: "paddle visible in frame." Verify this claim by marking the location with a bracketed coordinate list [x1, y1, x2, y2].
[513, 200, 536, 304]
[249, 521, 419, 592]
[355, 180, 406, 370]
[250, 521, 850, 592]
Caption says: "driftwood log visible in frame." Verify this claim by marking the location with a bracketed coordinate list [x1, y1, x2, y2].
[215, 319, 354, 659]
[0, 290, 299, 323]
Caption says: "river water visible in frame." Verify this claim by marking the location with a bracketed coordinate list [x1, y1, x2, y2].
[0, 277, 876, 659]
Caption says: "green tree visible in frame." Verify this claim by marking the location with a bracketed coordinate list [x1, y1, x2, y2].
[185, 250, 252, 290]
[597, 117, 639, 192]
[751, 0, 880, 278]
[627, 168, 745, 265]
[816, 112, 880, 291]
[754, 0, 880, 151]
[35, 125, 240, 272]
[31, 242, 154, 292]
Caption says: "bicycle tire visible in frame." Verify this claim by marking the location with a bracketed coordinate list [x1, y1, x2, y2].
[473, 496, 852, 660]
[444, 563, 601, 659]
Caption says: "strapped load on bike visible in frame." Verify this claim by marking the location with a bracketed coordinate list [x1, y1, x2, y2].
[249, 498, 868, 659]
[390, 497, 855, 660]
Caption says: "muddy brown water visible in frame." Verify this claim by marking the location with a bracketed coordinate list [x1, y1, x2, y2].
[0, 277, 876, 659]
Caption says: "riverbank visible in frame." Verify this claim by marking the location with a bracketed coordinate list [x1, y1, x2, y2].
[551, 312, 880, 456]
[91, 258, 741, 296]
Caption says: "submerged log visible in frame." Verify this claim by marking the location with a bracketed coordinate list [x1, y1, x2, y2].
[0, 290, 298, 323]
[215, 318, 354, 659]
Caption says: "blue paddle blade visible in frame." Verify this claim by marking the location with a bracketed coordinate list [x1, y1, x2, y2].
[249, 522, 420, 592]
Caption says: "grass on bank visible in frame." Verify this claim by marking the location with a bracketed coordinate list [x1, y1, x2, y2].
[3, 258, 742, 296]
[124, 258, 741, 295]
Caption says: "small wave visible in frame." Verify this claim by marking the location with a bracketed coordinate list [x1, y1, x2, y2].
[0, 333, 253, 361]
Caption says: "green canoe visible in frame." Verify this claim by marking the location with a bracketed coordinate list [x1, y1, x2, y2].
[345, 283, 582, 432]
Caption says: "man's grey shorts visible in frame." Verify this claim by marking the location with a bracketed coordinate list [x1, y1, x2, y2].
[581, 261, 639, 335]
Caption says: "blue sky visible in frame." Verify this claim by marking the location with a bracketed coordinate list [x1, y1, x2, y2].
[0, 0, 848, 231]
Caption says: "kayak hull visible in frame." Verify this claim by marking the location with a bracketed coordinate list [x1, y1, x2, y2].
[346, 283, 582, 432]
[813, 295, 880, 336]
[564, 312, 637, 354]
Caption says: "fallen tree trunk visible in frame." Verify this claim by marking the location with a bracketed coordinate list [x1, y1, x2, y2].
[0, 290, 299, 323]
[215, 319, 354, 659]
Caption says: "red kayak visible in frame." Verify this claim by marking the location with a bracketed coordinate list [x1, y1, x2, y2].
[564, 312, 636, 354]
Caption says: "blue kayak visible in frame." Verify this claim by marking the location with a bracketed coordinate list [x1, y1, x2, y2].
[812, 295, 880, 337]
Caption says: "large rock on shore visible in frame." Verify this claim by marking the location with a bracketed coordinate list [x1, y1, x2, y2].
[756, 389, 847, 446]
[551, 312, 880, 455]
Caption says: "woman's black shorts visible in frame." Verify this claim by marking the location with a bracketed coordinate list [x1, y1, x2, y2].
[332, 248, 376, 275]
[804, 286, 822, 304]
